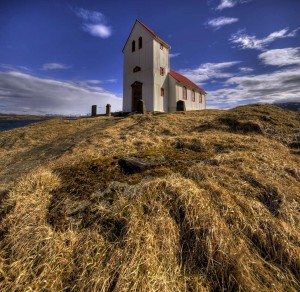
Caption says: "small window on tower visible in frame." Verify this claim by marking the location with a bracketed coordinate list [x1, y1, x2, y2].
[132, 41, 136, 52]
[133, 66, 141, 73]
[160, 44, 164, 50]
[139, 37, 142, 49]
[161, 88, 165, 97]
[160, 67, 165, 76]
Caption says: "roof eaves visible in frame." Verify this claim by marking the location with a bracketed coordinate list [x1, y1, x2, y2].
[122, 19, 170, 52]
[137, 19, 170, 48]
[169, 70, 206, 93]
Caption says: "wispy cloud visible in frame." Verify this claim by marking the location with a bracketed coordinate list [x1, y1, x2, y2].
[0, 64, 31, 72]
[207, 17, 239, 30]
[82, 24, 111, 38]
[230, 27, 299, 50]
[169, 53, 181, 58]
[0, 70, 121, 115]
[216, 0, 252, 11]
[179, 61, 240, 85]
[239, 67, 254, 73]
[258, 47, 300, 67]
[178, 57, 300, 108]
[73, 7, 112, 39]
[85, 79, 117, 85]
[73, 8, 105, 23]
[208, 66, 300, 108]
[42, 63, 70, 70]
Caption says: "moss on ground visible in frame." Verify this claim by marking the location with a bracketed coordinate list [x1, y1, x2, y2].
[0, 104, 300, 291]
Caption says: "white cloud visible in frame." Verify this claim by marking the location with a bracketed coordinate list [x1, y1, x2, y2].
[179, 61, 240, 85]
[0, 70, 122, 115]
[106, 79, 117, 83]
[258, 47, 300, 66]
[82, 24, 112, 38]
[216, 0, 236, 10]
[216, 0, 251, 11]
[207, 17, 239, 30]
[73, 7, 112, 39]
[169, 53, 181, 58]
[0, 64, 31, 72]
[207, 67, 300, 108]
[178, 58, 300, 108]
[42, 63, 70, 70]
[86, 79, 117, 84]
[230, 28, 299, 50]
[73, 8, 105, 23]
[239, 67, 254, 73]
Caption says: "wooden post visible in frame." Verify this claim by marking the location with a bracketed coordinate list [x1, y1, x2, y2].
[106, 104, 111, 116]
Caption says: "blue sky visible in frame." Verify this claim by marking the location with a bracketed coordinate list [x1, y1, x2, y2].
[0, 0, 300, 115]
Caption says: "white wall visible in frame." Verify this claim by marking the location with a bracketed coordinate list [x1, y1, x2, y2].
[168, 76, 177, 112]
[153, 40, 170, 112]
[123, 22, 155, 112]
[168, 75, 206, 111]
[181, 87, 206, 110]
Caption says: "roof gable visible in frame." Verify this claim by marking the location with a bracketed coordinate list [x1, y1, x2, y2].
[122, 19, 170, 52]
[169, 70, 206, 93]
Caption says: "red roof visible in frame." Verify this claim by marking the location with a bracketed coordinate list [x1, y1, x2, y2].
[137, 20, 158, 39]
[169, 69, 205, 93]
[122, 19, 170, 52]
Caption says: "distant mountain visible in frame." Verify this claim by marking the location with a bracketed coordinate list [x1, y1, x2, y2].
[274, 102, 300, 111]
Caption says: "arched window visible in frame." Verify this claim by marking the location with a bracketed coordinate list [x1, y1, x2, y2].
[138, 37, 142, 49]
[132, 41, 136, 52]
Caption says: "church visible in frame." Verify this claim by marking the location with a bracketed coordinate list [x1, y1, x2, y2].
[123, 19, 206, 112]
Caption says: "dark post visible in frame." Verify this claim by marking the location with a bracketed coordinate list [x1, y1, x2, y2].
[106, 104, 111, 116]
[176, 100, 186, 111]
[137, 99, 146, 114]
[91, 105, 97, 117]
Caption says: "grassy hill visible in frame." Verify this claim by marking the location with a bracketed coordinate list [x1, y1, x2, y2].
[0, 104, 300, 291]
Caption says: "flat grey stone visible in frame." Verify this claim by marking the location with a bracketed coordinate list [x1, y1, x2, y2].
[119, 156, 166, 174]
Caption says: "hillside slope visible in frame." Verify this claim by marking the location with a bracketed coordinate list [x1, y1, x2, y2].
[0, 104, 300, 291]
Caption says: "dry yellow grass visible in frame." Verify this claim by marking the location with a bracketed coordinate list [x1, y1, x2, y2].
[0, 104, 299, 291]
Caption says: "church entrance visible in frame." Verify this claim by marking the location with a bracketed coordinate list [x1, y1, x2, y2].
[131, 81, 143, 112]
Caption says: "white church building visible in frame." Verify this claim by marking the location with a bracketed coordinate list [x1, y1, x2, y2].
[123, 19, 206, 112]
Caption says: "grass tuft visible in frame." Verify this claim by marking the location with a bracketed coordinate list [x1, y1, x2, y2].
[0, 104, 300, 290]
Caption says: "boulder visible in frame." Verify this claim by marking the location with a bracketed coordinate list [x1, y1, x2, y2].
[119, 156, 166, 174]
[137, 99, 147, 114]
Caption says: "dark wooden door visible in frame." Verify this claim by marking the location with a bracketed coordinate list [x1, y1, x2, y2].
[131, 81, 142, 112]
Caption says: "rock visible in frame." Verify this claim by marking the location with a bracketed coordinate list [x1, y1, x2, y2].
[137, 99, 147, 114]
[119, 156, 166, 174]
